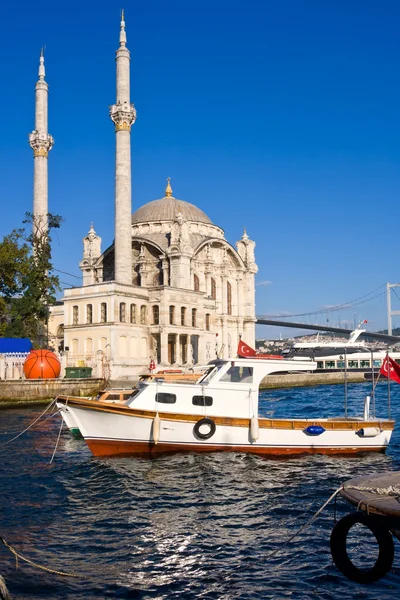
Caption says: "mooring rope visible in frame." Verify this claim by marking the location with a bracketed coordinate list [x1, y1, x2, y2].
[346, 484, 400, 497]
[0, 536, 80, 578]
[49, 415, 64, 465]
[265, 486, 343, 560]
[0, 400, 56, 447]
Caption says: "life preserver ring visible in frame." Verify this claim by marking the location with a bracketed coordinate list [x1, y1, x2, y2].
[330, 511, 394, 584]
[193, 417, 216, 441]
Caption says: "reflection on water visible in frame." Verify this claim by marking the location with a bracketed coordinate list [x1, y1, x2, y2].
[0, 382, 399, 599]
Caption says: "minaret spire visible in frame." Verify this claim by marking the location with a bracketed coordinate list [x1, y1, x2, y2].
[29, 50, 54, 236]
[110, 10, 136, 284]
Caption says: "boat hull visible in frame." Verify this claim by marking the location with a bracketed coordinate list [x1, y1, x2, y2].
[86, 438, 389, 457]
[60, 399, 394, 458]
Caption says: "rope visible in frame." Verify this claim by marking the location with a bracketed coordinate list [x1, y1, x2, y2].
[49, 414, 64, 464]
[265, 486, 343, 560]
[0, 536, 80, 578]
[0, 400, 56, 446]
[346, 484, 400, 497]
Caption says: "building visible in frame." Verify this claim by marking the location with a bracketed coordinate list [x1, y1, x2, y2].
[43, 14, 258, 379]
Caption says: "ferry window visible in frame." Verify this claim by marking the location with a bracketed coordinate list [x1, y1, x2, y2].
[192, 395, 213, 406]
[373, 360, 382, 368]
[317, 361, 323, 369]
[325, 361, 335, 369]
[220, 366, 253, 383]
[360, 360, 370, 368]
[156, 392, 176, 404]
[337, 361, 345, 369]
[348, 360, 359, 368]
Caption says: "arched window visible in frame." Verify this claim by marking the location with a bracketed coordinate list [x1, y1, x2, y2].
[140, 305, 147, 325]
[130, 304, 136, 324]
[227, 281, 232, 315]
[211, 278, 216, 300]
[181, 307, 186, 326]
[101, 303, 107, 323]
[120, 302, 126, 322]
[152, 305, 160, 325]
[169, 305, 175, 325]
[86, 304, 93, 324]
[72, 305, 79, 325]
[192, 308, 197, 327]
[194, 274, 200, 292]
[205, 313, 210, 331]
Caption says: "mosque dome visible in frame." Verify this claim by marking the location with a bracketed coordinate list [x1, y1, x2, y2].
[131, 179, 213, 225]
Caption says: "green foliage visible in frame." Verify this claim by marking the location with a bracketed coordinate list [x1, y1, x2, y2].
[0, 212, 63, 345]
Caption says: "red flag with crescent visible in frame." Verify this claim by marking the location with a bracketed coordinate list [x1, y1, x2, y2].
[380, 355, 400, 384]
[237, 339, 257, 357]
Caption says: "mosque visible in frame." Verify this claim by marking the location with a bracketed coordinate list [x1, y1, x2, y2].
[35, 14, 258, 379]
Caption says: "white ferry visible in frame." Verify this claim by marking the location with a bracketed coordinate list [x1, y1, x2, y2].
[281, 325, 400, 373]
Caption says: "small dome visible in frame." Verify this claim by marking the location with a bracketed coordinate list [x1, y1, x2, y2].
[131, 196, 213, 225]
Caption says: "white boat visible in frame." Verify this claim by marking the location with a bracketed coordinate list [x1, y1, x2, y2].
[56, 357, 394, 457]
[281, 323, 400, 374]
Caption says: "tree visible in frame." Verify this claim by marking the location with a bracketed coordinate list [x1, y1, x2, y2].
[0, 213, 63, 345]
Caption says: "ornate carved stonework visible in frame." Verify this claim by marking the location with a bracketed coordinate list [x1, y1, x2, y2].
[110, 101, 136, 132]
[29, 130, 54, 157]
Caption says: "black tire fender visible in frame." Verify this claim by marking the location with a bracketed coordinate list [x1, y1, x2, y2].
[330, 511, 394, 584]
[193, 417, 216, 441]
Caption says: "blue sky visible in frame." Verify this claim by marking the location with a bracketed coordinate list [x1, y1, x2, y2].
[1, 0, 399, 338]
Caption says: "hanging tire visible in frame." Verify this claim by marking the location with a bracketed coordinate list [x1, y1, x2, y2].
[330, 511, 394, 584]
[193, 417, 216, 441]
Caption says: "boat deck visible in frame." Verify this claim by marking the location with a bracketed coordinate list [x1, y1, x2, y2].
[340, 472, 400, 518]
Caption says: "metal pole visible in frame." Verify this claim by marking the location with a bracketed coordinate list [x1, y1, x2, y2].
[344, 347, 348, 419]
[387, 283, 392, 336]
[371, 349, 376, 417]
[387, 352, 391, 419]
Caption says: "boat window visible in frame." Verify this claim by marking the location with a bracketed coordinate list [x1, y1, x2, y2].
[325, 361, 335, 369]
[220, 366, 253, 383]
[192, 395, 213, 406]
[317, 361, 323, 369]
[197, 365, 221, 383]
[122, 392, 133, 400]
[127, 389, 141, 400]
[360, 360, 370, 368]
[373, 360, 382, 368]
[105, 394, 121, 400]
[348, 360, 359, 368]
[337, 361, 344, 369]
[156, 392, 176, 404]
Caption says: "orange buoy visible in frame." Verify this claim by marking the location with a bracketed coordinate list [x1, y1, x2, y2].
[23, 349, 61, 379]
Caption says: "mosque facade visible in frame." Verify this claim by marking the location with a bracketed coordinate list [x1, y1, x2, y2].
[42, 14, 257, 379]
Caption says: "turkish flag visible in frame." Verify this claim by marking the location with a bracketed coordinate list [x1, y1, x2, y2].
[237, 339, 257, 357]
[380, 355, 400, 384]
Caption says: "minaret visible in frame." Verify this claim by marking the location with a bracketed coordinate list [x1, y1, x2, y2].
[110, 10, 136, 284]
[29, 50, 54, 235]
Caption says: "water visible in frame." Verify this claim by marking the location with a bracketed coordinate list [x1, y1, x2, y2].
[1, 382, 400, 599]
